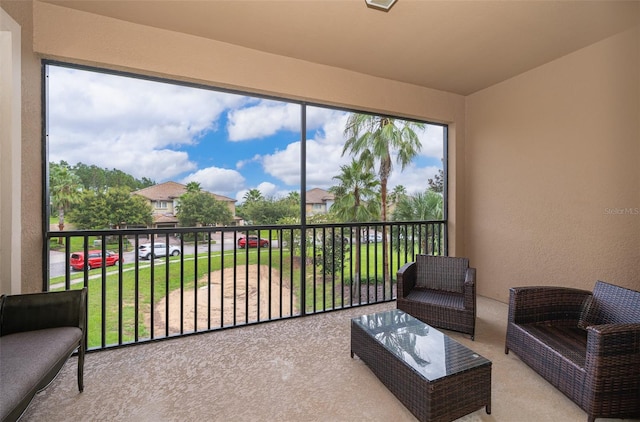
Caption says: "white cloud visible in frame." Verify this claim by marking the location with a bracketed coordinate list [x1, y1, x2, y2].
[261, 142, 302, 186]
[180, 167, 245, 198]
[388, 164, 442, 195]
[235, 182, 284, 204]
[48, 66, 245, 181]
[235, 190, 248, 203]
[306, 107, 347, 132]
[260, 111, 351, 189]
[227, 101, 301, 141]
[306, 140, 350, 188]
[259, 111, 444, 192]
[228, 102, 348, 143]
[48, 66, 445, 200]
[416, 125, 444, 159]
[236, 154, 261, 170]
[256, 182, 279, 197]
[260, 137, 349, 190]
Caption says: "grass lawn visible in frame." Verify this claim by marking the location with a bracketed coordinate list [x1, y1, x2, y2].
[52, 250, 294, 348]
[50, 243, 408, 349]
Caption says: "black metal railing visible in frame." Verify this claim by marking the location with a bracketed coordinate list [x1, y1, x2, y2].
[45, 220, 446, 350]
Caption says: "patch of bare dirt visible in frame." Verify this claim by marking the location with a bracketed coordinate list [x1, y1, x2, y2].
[146, 264, 296, 335]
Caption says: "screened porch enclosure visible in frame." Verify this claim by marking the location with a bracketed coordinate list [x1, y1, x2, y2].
[46, 220, 445, 351]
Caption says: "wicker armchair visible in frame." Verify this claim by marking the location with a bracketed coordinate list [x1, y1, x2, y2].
[505, 281, 640, 422]
[396, 255, 476, 340]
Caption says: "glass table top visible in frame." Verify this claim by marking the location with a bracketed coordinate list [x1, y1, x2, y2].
[352, 309, 490, 381]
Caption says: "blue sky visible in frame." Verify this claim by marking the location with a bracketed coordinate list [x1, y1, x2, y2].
[48, 65, 444, 203]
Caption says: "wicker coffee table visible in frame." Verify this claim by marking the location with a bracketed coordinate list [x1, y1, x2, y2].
[351, 309, 491, 422]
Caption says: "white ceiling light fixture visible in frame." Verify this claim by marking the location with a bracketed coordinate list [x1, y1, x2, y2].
[365, 0, 397, 12]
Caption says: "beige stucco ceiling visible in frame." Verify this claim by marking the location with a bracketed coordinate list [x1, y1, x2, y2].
[42, 0, 640, 95]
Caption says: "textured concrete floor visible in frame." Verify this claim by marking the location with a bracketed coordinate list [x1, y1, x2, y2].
[20, 298, 639, 422]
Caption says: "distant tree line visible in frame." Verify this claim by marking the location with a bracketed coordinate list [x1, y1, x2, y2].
[59, 161, 155, 192]
[49, 161, 156, 233]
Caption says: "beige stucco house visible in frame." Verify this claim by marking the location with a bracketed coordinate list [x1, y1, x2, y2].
[1, 1, 638, 300]
[132, 181, 237, 229]
[306, 188, 334, 216]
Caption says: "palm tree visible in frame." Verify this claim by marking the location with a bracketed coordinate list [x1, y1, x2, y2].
[185, 181, 202, 193]
[343, 114, 424, 281]
[388, 184, 408, 208]
[330, 160, 380, 303]
[343, 114, 424, 222]
[330, 160, 380, 222]
[393, 190, 443, 222]
[392, 189, 444, 254]
[286, 191, 300, 204]
[50, 163, 82, 243]
[243, 188, 263, 203]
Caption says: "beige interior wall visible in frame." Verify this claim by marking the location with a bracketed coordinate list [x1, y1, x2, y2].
[0, 7, 22, 295]
[4, 1, 466, 292]
[2, 1, 42, 294]
[466, 26, 640, 302]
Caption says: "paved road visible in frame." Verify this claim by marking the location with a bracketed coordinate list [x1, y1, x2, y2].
[48, 237, 280, 279]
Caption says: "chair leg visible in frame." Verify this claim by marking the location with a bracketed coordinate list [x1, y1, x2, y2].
[77, 344, 85, 392]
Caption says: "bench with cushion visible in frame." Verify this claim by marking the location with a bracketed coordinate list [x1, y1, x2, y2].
[505, 281, 640, 422]
[0, 288, 87, 422]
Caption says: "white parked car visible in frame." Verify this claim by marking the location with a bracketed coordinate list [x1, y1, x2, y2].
[138, 243, 181, 260]
[361, 232, 384, 243]
[342, 231, 384, 244]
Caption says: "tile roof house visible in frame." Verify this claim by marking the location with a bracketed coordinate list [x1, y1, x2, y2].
[132, 181, 237, 228]
[306, 188, 334, 216]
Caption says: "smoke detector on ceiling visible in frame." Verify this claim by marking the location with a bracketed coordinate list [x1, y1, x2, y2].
[365, 0, 397, 12]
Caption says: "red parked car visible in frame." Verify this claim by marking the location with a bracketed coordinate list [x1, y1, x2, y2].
[70, 250, 122, 271]
[237, 235, 269, 249]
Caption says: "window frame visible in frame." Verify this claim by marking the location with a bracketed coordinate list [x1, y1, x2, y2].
[42, 60, 448, 234]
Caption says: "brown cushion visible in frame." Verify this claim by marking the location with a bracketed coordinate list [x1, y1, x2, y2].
[415, 255, 468, 294]
[0, 327, 82, 422]
[406, 289, 465, 309]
